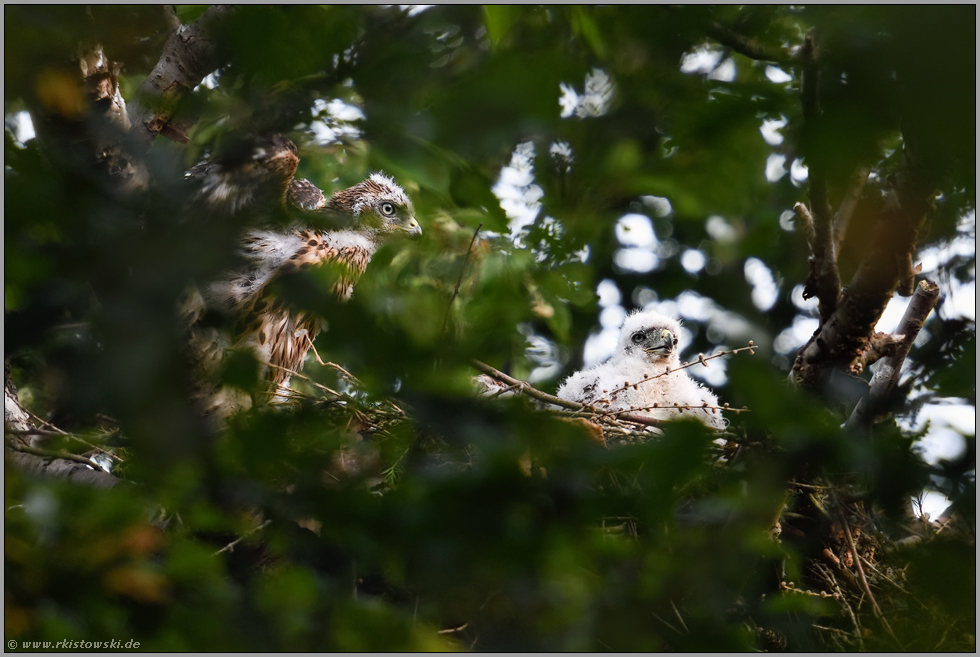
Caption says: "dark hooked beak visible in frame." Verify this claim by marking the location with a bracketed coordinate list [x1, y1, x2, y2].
[643, 329, 674, 355]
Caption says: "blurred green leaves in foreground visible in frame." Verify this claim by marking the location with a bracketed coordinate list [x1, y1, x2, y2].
[5, 5, 975, 651]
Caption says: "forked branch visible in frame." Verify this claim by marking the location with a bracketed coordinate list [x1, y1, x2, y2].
[127, 5, 234, 152]
[846, 280, 940, 431]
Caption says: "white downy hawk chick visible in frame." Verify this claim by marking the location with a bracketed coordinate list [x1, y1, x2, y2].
[182, 134, 421, 419]
[557, 310, 725, 429]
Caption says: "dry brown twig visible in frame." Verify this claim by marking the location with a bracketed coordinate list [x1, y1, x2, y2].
[473, 341, 757, 431]
[17, 404, 122, 462]
[594, 401, 749, 423]
[304, 334, 363, 385]
[814, 561, 865, 650]
[600, 342, 756, 400]
[839, 512, 902, 648]
[260, 358, 342, 398]
[212, 519, 272, 557]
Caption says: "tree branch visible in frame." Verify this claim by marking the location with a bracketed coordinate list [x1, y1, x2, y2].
[127, 5, 234, 153]
[793, 175, 934, 390]
[5, 363, 122, 488]
[794, 202, 817, 251]
[471, 360, 664, 428]
[852, 332, 907, 374]
[5, 449, 121, 489]
[5, 437, 103, 471]
[442, 224, 482, 334]
[212, 519, 272, 557]
[472, 360, 585, 411]
[706, 21, 796, 66]
[799, 31, 841, 324]
[833, 165, 872, 253]
[845, 280, 940, 432]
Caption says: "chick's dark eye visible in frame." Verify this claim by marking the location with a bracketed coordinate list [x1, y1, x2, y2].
[631, 332, 645, 344]
[380, 202, 395, 216]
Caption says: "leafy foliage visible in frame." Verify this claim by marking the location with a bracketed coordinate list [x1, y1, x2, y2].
[5, 5, 975, 651]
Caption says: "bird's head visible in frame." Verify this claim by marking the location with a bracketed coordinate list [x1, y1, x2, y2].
[616, 310, 682, 366]
[328, 172, 421, 240]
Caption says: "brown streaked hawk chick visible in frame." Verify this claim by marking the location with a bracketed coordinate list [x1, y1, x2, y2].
[557, 310, 725, 429]
[183, 135, 421, 419]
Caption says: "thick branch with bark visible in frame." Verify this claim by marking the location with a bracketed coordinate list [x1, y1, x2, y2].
[832, 166, 872, 252]
[5, 449, 121, 489]
[5, 364, 122, 488]
[846, 280, 940, 431]
[127, 5, 234, 152]
[78, 44, 150, 192]
[793, 171, 933, 390]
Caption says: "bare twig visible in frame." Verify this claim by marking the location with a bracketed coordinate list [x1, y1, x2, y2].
[442, 223, 482, 334]
[471, 360, 586, 412]
[5, 427, 68, 437]
[595, 402, 748, 422]
[486, 382, 525, 400]
[858, 554, 926, 608]
[473, 347, 755, 430]
[472, 360, 665, 429]
[19, 406, 69, 436]
[212, 519, 272, 557]
[670, 599, 690, 633]
[15, 406, 122, 461]
[602, 342, 756, 399]
[266, 349, 407, 418]
[305, 335, 365, 387]
[815, 562, 864, 649]
[839, 514, 902, 647]
[651, 612, 683, 635]
[258, 358, 342, 398]
[437, 623, 469, 635]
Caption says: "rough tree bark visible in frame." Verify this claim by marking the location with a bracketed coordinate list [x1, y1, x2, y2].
[845, 279, 941, 432]
[127, 5, 234, 151]
[791, 169, 937, 391]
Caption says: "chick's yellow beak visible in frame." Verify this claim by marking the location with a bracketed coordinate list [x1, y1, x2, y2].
[400, 217, 422, 239]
